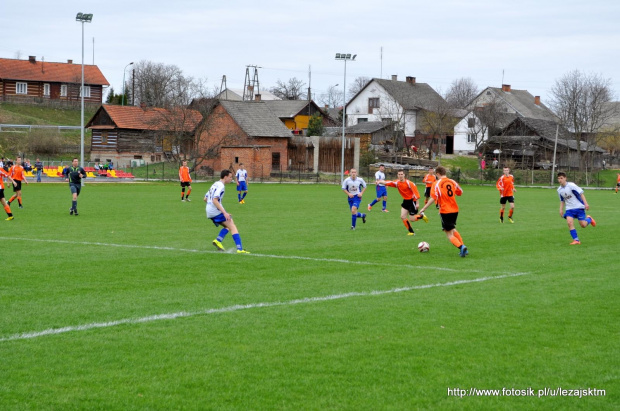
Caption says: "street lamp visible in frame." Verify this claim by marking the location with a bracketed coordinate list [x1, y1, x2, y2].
[335, 53, 356, 183]
[122, 62, 134, 106]
[76, 12, 93, 168]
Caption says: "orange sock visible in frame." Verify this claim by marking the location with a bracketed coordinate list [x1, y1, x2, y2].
[500, 209, 504, 218]
[187, 189, 191, 197]
[4, 204, 11, 215]
[509, 209, 513, 218]
[402, 219, 413, 233]
[181, 191, 185, 199]
[449, 235, 463, 248]
[453, 230, 463, 243]
[9, 195, 16, 203]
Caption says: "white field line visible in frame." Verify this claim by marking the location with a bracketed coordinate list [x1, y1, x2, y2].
[0, 272, 529, 343]
[2, 236, 494, 273]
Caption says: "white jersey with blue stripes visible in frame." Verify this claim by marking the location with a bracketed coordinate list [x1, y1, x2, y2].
[236, 169, 247, 182]
[557, 182, 585, 210]
[342, 176, 366, 195]
[375, 171, 385, 186]
[205, 181, 226, 218]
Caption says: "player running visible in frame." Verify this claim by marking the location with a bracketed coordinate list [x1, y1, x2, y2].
[557, 172, 596, 245]
[0, 167, 16, 220]
[236, 163, 248, 204]
[496, 167, 516, 223]
[206, 169, 250, 253]
[179, 160, 193, 202]
[378, 170, 428, 236]
[367, 164, 388, 212]
[418, 166, 468, 257]
[342, 168, 367, 230]
[422, 167, 437, 207]
[8, 156, 28, 209]
[63, 158, 86, 216]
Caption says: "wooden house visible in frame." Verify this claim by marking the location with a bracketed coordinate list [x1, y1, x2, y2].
[0, 56, 108, 104]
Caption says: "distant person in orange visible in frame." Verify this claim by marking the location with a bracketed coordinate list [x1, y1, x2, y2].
[0, 166, 16, 220]
[418, 166, 468, 257]
[8, 156, 28, 209]
[616, 173, 620, 194]
[179, 160, 192, 202]
[496, 166, 516, 223]
[422, 167, 437, 207]
[378, 170, 428, 236]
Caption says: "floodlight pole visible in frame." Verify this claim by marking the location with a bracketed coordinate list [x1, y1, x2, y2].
[76, 12, 92, 169]
[335, 53, 356, 183]
[122, 62, 134, 106]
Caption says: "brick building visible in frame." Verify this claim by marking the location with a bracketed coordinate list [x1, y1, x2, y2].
[197, 100, 292, 178]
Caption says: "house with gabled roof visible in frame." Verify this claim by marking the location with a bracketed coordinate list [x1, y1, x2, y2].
[196, 100, 293, 178]
[86, 104, 202, 166]
[0, 56, 109, 104]
[454, 84, 560, 153]
[345, 75, 449, 151]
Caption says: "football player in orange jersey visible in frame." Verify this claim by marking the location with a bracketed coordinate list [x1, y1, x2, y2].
[8, 156, 28, 209]
[496, 167, 517, 223]
[422, 167, 437, 206]
[616, 173, 620, 194]
[378, 170, 428, 236]
[418, 166, 468, 257]
[179, 160, 192, 201]
[0, 166, 16, 220]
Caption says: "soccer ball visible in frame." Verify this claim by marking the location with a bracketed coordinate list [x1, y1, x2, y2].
[417, 241, 430, 253]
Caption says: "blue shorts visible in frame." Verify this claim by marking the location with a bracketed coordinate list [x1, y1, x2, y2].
[376, 186, 387, 198]
[237, 181, 248, 191]
[563, 208, 586, 220]
[210, 213, 227, 227]
[348, 196, 362, 210]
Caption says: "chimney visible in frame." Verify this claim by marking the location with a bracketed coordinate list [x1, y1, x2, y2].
[67, 59, 73, 64]
[406, 76, 416, 85]
[534, 96, 541, 105]
[140, 102, 147, 110]
[29, 56, 36, 63]
[324, 104, 329, 110]
[501, 84, 511, 92]
[254, 94, 261, 102]
[391, 75, 398, 81]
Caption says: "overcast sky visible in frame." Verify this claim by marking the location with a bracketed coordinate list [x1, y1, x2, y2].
[1, 0, 618, 105]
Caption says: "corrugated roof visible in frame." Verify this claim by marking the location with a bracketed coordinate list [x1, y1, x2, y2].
[0, 57, 109, 85]
[87, 105, 202, 132]
[220, 100, 292, 138]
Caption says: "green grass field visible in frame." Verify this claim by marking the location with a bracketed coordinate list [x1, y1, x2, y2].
[0, 181, 617, 410]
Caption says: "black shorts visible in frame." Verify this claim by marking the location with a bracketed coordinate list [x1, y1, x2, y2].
[401, 199, 418, 215]
[70, 183, 81, 196]
[180, 181, 191, 187]
[13, 180, 22, 192]
[424, 187, 431, 198]
[617, 183, 620, 187]
[440, 212, 458, 231]
[0, 188, 4, 199]
[500, 196, 515, 204]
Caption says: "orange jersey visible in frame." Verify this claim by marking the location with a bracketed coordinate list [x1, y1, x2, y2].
[496, 174, 515, 197]
[617, 175, 620, 183]
[0, 168, 9, 189]
[179, 166, 192, 182]
[422, 173, 437, 188]
[431, 177, 462, 214]
[10, 165, 25, 181]
[384, 179, 421, 201]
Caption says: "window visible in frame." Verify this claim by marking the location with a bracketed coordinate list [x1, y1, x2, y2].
[272, 152, 281, 168]
[80, 86, 91, 98]
[60, 85, 67, 97]
[235, 157, 239, 163]
[101, 131, 108, 144]
[369, 98, 380, 108]
[16, 82, 27, 94]
[467, 134, 476, 143]
[358, 118, 368, 123]
[43, 84, 50, 96]
[133, 155, 143, 159]
[467, 118, 475, 128]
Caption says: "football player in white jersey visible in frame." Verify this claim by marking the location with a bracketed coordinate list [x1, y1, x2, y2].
[206, 169, 250, 253]
[557, 172, 596, 245]
[235, 164, 248, 204]
[342, 168, 367, 230]
[367, 164, 388, 212]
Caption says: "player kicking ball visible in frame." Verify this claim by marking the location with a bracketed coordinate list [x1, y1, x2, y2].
[205, 169, 250, 254]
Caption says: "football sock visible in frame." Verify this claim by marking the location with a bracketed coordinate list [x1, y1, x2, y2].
[186, 189, 191, 198]
[232, 233, 243, 250]
[352, 214, 357, 227]
[238, 193, 242, 202]
[500, 209, 504, 219]
[453, 230, 463, 243]
[382, 200, 387, 209]
[509, 209, 513, 218]
[403, 219, 414, 233]
[586, 216, 592, 226]
[570, 229, 578, 240]
[4, 204, 11, 216]
[217, 228, 229, 242]
[18, 198, 22, 206]
[369, 199, 378, 207]
[9, 195, 16, 204]
[241, 192, 247, 200]
[449, 235, 463, 248]
[181, 188, 185, 199]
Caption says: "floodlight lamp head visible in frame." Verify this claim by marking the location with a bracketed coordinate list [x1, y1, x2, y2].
[352, 54, 357, 60]
[76, 13, 93, 22]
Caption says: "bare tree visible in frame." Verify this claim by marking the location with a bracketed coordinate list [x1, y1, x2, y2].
[269, 77, 307, 100]
[419, 100, 460, 160]
[445, 77, 479, 109]
[374, 93, 407, 160]
[348, 76, 371, 98]
[549, 70, 616, 169]
[465, 97, 509, 152]
[318, 84, 344, 108]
